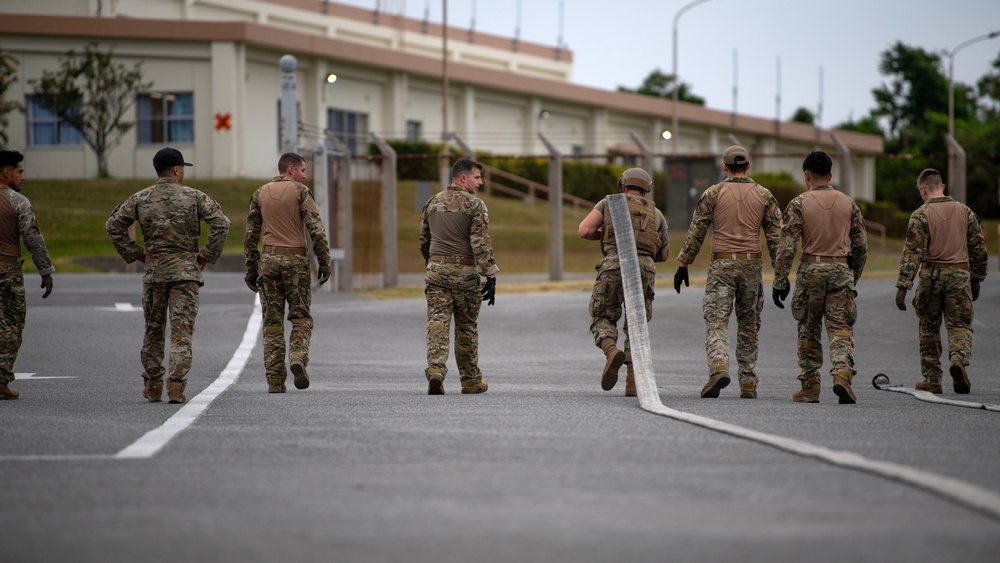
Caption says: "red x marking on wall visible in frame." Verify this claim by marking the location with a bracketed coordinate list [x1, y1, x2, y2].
[214, 112, 232, 131]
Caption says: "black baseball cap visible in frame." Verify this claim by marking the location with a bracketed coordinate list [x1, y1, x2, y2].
[153, 147, 192, 169]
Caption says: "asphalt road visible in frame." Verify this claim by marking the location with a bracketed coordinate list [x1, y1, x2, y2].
[2, 272, 999, 563]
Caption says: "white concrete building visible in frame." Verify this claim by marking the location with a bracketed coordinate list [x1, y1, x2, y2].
[0, 0, 882, 198]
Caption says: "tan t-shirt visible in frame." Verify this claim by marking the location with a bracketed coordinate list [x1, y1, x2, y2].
[800, 187, 852, 257]
[258, 180, 307, 248]
[711, 181, 765, 253]
[925, 199, 969, 263]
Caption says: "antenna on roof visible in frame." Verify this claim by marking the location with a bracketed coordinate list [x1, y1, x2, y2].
[817, 65, 824, 140]
[775, 56, 781, 136]
[469, 0, 476, 42]
[731, 48, 738, 127]
[557, 0, 565, 50]
[373, 0, 381, 25]
[422, 0, 430, 34]
[513, 0, 521, 51]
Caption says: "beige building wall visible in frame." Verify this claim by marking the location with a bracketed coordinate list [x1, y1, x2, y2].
[0, 0, 883, 201]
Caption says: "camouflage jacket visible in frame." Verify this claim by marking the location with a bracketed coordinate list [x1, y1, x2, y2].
[106, 177, 231, 285]
[773, 185, 868, 290]
[419, 185, 499, 277]
[895, 196, 987, 290]
[244, 176, 331, 274]
[0, 186, 54, 276]
[677, 177, 782, 265]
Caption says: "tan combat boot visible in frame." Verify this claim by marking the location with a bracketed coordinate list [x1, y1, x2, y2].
[792, 375, 820, 403]
[832, 369, 856, 404]
[915, 376, 942, 394]
[267, 377, 286, 393]
[167, 381, 187, 404]
[624, 358, 636, 396]
[142, 378, 163, 402]
[700, 366, 730, 398]
[461, 378, 488, 394]
[0, 382, 19, 400]
[427, 371, 444, 395]
[600, 338, 625, 391]
[739, 374, 758, 399]
[290, 358, 310, 390]
[949, 360, 970, 394]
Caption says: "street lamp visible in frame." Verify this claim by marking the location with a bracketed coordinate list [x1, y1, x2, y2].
[947, 30, 999, 200]
[672, 0, 717, 155]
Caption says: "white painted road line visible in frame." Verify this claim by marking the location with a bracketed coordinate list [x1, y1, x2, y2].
[114, 297, 261, 459]
[607, 194, 1000, 522]
[14, 373, 76, 380]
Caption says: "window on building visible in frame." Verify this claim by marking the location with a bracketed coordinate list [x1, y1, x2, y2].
[405, 120, 422, 142]
[328, 108, 369, 154]
[26, 95, 83, 147]
[137, 92, 194, 144]
[571, 144, 584, 157]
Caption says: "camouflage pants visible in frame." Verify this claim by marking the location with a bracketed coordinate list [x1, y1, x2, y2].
[142, 280, 200, 384]
[425, 262, 483, 383]
[0, 266, 26, 385]
[703, 259, 763, 381]
[589, 254, 655, 357]
[913, 268, 974, 379]
[790, 263, 856, 380]
[256, 254, 314, 385]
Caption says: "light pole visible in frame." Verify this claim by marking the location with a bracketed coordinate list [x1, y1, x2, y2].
[947, 30, 999, 198]
[672, 0, 716, 155]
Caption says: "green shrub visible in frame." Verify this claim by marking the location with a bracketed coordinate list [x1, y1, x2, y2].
[751, 171, 804, 211]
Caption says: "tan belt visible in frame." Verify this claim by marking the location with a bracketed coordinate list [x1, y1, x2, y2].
[712, 252, 760, 260]
[0, 255, 20, 264]
[429, 255, 475, 266]
[263, 245, 306, 255]
[923, 261, 968, 270]
[802, 254, 848, 264]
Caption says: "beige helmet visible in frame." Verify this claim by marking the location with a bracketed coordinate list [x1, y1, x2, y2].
[619, 167, 652, 194]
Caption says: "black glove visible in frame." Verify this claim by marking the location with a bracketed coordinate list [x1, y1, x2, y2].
[40, 274, 53, 299]
[971, 280, 980, 301]
[895, 288, 907, 311]
[772, 285, 790, 309]
[847, 252, 855, 270]
[674, 266, 689, 294]
[317, 263, 332, 286]
[244, 271, 259, 293]
[481, 277, 496, 306]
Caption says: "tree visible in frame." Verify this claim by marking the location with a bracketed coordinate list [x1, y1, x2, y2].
[869, 42, 976, 153]
[0, 49, 24, 148]
[976, 51, 1000, 117]
[618, 68, 705, 106]
[790, 107, 814, 124]
[29, 42, 151, 177]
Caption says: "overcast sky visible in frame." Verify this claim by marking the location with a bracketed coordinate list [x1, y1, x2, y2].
[338, 0, 1000, 129]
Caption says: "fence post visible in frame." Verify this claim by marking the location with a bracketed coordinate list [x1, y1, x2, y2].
[371, 133, 398, 288]
[308, 142, 333, 293]
[539, 133, 563, 282]
[628, 131, 656, 201]
[830, 132, 853, 197]
[946, 134, 967, 203]
[326, 132, 353, 292]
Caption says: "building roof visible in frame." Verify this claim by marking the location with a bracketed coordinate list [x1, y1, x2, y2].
[0, 12, 883, 153]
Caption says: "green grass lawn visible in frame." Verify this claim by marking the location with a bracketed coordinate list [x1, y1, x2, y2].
[20, 178, 990, 281]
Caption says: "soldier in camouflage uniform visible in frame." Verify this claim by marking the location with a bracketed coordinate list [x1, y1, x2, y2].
[773, 151, 867, 404]
[578, 168, 668, 396]
[107, 148, 230, 404]
[244, 153, 331, 393]
[419, 158, 498, 395]
[0, 150, 54, 400]
[894, 168, 987, 394]
[675, 146, 782, 399]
